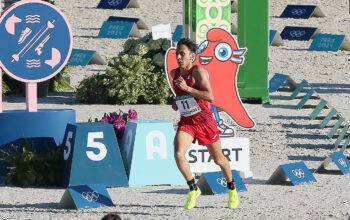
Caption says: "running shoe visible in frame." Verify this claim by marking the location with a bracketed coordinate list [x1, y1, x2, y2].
[228, 188, 239, 209]
[184, 187, 201, 210]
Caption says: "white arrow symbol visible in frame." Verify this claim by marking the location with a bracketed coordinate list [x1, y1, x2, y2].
[12, 20, 55, 62]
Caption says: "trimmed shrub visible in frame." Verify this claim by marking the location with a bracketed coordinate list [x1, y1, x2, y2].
[76, 54, 170, 104]
[121, 33, 171, 72]
[0, 143, 61, 187]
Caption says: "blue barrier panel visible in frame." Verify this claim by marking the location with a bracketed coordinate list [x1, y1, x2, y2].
[62, 122, 128, 187]
[59, 184, 114, 209]
[97, 0, 138, 9]
[296, 89, 314, 109]
[280, 5, 317, 19]
[341, 136, 350, 151]
[319, 108, 337, 129]
[309, 34, 346, 52]
[0, 109, 76, 175]
[98, 21, 137, 39]
[172, 25, 183, 43]
[331, 151, 350, 175]
[269, 73, 289, 92]
[309, 99, 327, 120]
[334, 126, 349, 148]
[269, 30, 283, 46]
[327, 118, 344, 139]
[269, 30, 276, 45]
[106, 16, 147, 30]
[268, 161, 316, 186]
[281, 26, 317, 41]
[316, 151, 350, 175]
[68, 49, 105, 66]
[290, 79, 308, 99]
[197, 170, 247, 194]
[68, 49, 94, 66]
[120, 120, 184, 187]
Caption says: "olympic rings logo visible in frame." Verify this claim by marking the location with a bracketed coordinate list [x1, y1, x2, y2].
[292, 169, 305, 179]
[338, 158, 347, 168]
[290, 30, 306, 38]
[108, 0, 122, 6]
[81, 191, 99, 202]
[291, 9, 306, 16]
[216, 177, 227, 187]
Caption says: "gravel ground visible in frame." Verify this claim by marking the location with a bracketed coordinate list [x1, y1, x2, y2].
[1, 0, 350, 219]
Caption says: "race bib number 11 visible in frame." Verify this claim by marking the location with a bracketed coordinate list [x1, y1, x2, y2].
[176, 95, 201, 117]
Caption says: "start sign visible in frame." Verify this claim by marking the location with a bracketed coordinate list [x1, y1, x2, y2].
[185, 137, 252, 178]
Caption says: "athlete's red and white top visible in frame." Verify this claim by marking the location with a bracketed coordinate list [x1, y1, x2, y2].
[173, 65, 220, 145]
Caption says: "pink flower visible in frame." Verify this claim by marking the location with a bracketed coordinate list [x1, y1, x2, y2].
[110, 112, 121, 121]
[99, 109, 138, 141]
[127, 109, 138, 120]
[100, 116, 110, 123]
[113, 118, 126, 139]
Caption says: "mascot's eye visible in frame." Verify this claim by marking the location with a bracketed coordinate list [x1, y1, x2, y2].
[196, 40, 208, 54]
[214, 43, 232, 61]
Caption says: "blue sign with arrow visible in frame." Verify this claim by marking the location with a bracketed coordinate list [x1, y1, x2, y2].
[0, 0, 72, 82]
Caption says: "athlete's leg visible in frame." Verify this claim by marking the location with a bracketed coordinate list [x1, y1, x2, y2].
[206, 139, 232, 182]
[207, 139, 239, 209]
[174, 130, 194, 181]
[174, 130, 201, 210]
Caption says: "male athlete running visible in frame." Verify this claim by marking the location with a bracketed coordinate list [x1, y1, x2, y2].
[171, 38, 239, 210]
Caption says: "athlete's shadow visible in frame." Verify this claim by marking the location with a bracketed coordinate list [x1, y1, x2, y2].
[117, 203, 220, 210]
[0, 202, 59, 210]
[116, 203, 182, 209]
[310, 168, 343, 175]
[145, 188, 188, 195]
[244, 178, 269, 185]
[244, 178, 294, 186]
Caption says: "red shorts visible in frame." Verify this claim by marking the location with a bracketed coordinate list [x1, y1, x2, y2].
[178, 120, 220, 146]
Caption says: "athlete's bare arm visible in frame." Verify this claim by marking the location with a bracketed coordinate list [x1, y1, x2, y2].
[175, 67, 214, 102]
[171, 69, 178, 111]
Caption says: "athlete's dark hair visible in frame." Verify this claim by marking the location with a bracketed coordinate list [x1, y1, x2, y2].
[101, 213, 122, 220]
[177, 38, 197, 53]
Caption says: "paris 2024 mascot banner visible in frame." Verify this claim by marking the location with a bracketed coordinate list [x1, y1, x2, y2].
[165, 28, 255, 130]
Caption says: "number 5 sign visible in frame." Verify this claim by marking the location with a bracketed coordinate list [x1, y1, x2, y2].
[62, 122, 128, 187]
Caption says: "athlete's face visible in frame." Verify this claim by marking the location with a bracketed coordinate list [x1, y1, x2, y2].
[176, 44, 194, 70]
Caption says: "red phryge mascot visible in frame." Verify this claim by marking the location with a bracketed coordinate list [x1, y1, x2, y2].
[165, 28, 255, 129]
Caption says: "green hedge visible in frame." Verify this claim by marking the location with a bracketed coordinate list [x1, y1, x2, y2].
[76, 54, 169, 104]
[2, 66, 72, 94]
[121, 33, 171, 72]
[75, 33, 173, 105]
[0, 143, 61, 187]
